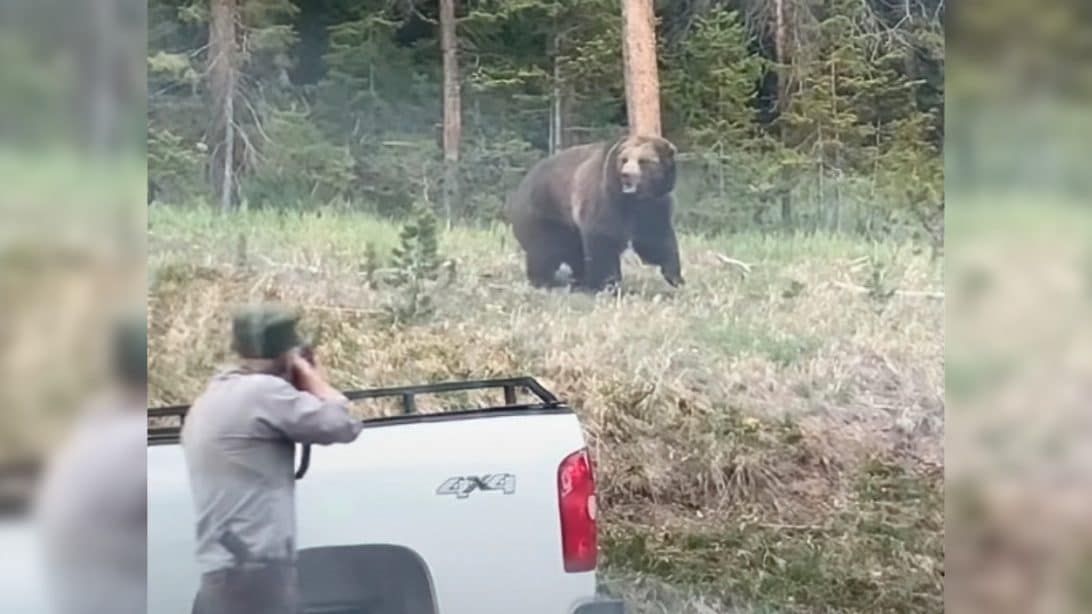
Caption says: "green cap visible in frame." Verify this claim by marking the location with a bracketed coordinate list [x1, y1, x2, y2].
[231, 303, 302, 359]
[113, 311, 147, 387]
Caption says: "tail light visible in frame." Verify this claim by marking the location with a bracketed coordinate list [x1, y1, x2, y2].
[558, 448, 598, 572]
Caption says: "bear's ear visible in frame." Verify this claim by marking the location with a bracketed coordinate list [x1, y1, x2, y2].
[657, 138, 677, 162]
[604, 137, 626, 169]
[654, 139, 678, 195]
[601, 138, 627, 194]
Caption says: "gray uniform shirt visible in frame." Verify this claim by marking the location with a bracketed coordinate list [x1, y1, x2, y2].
[181, 368, 363, 573]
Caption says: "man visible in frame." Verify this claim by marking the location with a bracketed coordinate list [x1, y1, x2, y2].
[33, 313, 148, 614]
[182, 304, 364, 614]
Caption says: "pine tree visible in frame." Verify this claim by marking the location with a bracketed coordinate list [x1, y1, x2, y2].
[776, 0, 888, 230]
[662, 7, 763, 147]
[386, 203, 445, 323]
[659, 6, 768, 229]
[391, 203, 442, 283]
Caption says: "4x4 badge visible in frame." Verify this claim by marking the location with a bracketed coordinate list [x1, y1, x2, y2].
[436, 474, 517, 499]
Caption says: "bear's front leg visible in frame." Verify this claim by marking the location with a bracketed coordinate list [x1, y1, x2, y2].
[633, 226, 684, 287]
[632, 198, 684, 287]
[580, 232, 624, 293]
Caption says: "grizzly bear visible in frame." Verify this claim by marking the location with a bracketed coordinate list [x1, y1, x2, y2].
[504, 134, 683, 292]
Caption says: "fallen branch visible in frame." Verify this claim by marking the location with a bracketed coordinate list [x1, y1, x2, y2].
[301, 303, 386, 317]
[832, 280, 944, 299]
[712, 252, 753, 274]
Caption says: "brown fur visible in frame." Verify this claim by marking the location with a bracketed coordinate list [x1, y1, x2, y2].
[504, 135, 683, 291]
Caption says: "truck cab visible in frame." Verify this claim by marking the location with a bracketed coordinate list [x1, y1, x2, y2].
[147, 377, 625, 614]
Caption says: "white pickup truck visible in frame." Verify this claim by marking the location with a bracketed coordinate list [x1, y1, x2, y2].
[147, 377, 626, 614]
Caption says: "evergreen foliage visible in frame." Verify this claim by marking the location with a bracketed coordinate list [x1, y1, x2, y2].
[148, 0, 944, 239]
[385, 202, 446, 323]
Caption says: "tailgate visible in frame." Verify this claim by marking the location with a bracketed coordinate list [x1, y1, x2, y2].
[295, 409, 596, 614]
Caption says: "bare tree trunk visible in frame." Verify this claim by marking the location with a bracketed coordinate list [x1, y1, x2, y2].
[774, 0, 793, 230]
[774, 0, 787, 103]
[548, 31, 572, 153]
[209, 0, 239, 212]
[780, 184, 793, 229]
[440, 0, 461, 226]
[817, 125, 825, 232]
[221, 87, 236, 212]
[621, 0, 662, 137]
[548, 102, 556, 155]
[549, 34, 562, 155]
[829, 58, 840, 232]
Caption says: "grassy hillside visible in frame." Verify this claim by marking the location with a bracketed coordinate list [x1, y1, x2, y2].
[149, 205, 943, 613]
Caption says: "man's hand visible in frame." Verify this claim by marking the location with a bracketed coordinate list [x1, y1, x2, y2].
[290, 353, 347, 403]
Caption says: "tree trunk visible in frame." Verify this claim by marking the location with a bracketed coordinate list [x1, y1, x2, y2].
[549, 31, 572, 153]
[621, 0, 661, 137]
[817, 125, 825, 231]
[209, 0, 239, 212]
[774, 0, 793, 230]
[549, 34, 562, 155]
[774, 0, 787, 106]
[829, 57, 840, 232]
[440, 0, 461, 225]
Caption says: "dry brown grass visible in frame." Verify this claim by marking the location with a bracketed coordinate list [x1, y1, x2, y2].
[0, 250, 142, 464]
[149, 206, 944, 612]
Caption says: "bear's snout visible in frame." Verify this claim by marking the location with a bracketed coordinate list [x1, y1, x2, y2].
[620, 159, 641, 193]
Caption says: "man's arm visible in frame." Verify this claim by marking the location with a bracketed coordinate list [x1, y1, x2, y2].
[257, 377, 363, 445]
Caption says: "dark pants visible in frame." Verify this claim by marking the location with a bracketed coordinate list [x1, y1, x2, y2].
[192, 562, 299, 614]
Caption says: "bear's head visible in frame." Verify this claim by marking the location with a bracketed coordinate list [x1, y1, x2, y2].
[604, 135, 678, 199]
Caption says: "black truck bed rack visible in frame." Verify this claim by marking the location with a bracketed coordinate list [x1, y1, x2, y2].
[148, 377, 564, 480]
[147, 376, 563, 444]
